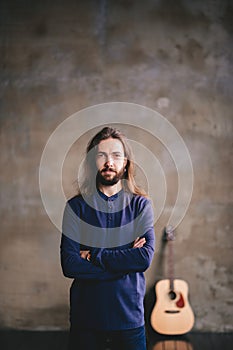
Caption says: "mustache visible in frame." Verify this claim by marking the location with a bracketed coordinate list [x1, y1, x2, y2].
[101, 166, 116, 173]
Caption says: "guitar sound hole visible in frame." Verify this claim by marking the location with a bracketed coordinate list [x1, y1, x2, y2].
[168, 290, 177, 300]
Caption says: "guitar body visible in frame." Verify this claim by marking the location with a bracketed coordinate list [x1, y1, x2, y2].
[150, 279, 195, 335]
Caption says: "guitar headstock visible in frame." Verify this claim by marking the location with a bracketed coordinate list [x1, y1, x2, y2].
[164, 225, 175, 241]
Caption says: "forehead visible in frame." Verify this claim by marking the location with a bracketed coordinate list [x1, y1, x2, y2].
[97, 138, 124, 153]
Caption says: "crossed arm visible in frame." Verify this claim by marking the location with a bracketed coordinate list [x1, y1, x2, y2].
[80, 236, 146, 260]
[61, 228, 154, 282]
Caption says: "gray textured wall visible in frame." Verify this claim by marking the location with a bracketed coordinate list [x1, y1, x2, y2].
[0, 0, 232, 332]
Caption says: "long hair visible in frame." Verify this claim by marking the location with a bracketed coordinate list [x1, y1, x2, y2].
[78, 126, 147, 197]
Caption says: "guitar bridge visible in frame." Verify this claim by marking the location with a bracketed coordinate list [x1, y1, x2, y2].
[165, 310, 180, 314]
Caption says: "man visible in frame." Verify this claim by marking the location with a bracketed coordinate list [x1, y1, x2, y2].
[61, 127, 155, 350]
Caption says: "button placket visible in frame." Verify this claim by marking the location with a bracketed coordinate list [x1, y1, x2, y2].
[107, 199, 113, 225]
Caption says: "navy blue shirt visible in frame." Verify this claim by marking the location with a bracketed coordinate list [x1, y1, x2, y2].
[60, 189, 155, 330]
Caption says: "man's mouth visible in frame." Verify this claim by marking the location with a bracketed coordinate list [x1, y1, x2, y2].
[102, 168, 116, 174]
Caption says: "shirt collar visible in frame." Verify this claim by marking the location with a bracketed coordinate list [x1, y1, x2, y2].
[97, 188, 124, 201]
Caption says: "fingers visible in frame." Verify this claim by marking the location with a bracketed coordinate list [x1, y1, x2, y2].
[80, 250, 90, 259]
[133, 237, 146, 248]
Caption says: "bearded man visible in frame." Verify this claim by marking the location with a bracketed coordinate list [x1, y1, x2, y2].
[61, 126, 155, 350]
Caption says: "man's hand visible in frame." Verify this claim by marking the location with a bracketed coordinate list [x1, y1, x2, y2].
[133, 237, 146, 248]
[80, 250, 91, 261]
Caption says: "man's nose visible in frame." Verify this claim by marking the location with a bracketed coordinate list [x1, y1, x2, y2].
[105, 155, 114, 166]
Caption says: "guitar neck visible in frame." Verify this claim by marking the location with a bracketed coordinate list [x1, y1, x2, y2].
[170, 277, 174, 291]
[166, 226, 175, 291]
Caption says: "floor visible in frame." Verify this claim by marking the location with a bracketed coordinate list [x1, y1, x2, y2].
[1, 330, 233, 350]
[148, 331, 233, 350]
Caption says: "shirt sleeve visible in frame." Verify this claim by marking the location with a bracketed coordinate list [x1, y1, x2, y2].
[61, 202, 126, 281]
[91, 199, 156, 273]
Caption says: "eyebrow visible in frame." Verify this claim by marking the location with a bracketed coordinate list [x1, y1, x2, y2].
[96, 151, 125, 157]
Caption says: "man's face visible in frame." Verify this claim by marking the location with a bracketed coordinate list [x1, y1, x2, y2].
[95, 138, 127, 186]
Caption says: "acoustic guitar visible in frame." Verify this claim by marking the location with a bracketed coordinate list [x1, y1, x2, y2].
[150, 225, 195, 335]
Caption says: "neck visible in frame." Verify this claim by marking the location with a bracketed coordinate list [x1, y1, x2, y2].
[98, 181, 122, 197]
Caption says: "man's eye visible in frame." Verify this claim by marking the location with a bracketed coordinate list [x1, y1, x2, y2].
[97, 153, 105, 158]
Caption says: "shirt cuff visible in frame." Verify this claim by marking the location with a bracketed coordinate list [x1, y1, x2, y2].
[91, 248, 105, 268]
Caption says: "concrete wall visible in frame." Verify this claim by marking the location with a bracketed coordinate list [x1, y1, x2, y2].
[0, 0, 232, 332]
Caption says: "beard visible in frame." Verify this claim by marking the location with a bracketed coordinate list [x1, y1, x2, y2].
[96, 166, 125, 187]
